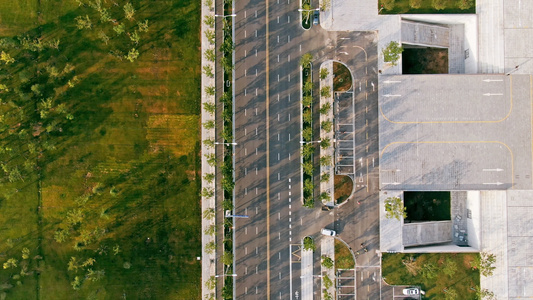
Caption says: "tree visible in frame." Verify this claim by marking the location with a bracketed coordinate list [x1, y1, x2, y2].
[203, 101, 216, 113]
[442, 258, 457, 277]
[320, 68, 329, 79]
[472, 252, 496, 277]
[301, 2, 313, 23]
[204, 49, 216, 62]
[205, 241, 216, 254]
[303, 236, 315, 251]
[71, 276, 82, 290]
[300, 53, 313, 67]
[75, 15, 92, 29]
[125, 48, 139, 62]
[203, 139, 215, 149]
[384, 196, 406, 220]
[204, 15, 215, 28]
[303, 81, 313, 94]
[124, 3, 135, 20]
[302, 127, 313, 141]
[302, 95, 312, 107]
[130, 30, 140, 44]
[320, 155, 332, 167]
[201, 187, 214, 198]
[3, 258, 18, 269]
[303, 178, 314, 195]
[320, 138, 330, 150]
[302, 161, 314, 176]
[320, 172, 330, 183]
[113, 23, 125, 35]
[222, 251, 233, 266]
[320, 86, 331, 98]
[203, 120, 215, 130]
[205, 276, 217, 290]
[320, 0, 331, 11]
[0, 51, 15, 64]
[321, 255, 334, 269]
[203, 208, 215, 220]
[205, 30, 216, 44]
[409, 0, 422, 9]
[302, 109, 312, 124]
[205, 153, 217, 167]
[382, 41, 403, 66]
[382, 0, 395, 10]
[98, 31, 109, 45]
[320, 102, 331, 115]
[321, 120, 332, 132]
[21, 248, 30, 260]
[301, 144, 315, 159]
[138, 20, 149, 32]
[204, 173, 215, 182]
[420, 262, 438, 279]
[204, 224, 217, 236]
[205, 85, 216, 96]
[323, 274, 333, 289]
[432, 0, 446, 10]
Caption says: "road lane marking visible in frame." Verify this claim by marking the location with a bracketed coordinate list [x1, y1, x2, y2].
[278, 113, 280, 121]
[256, 127, 258, 135]
[288, 74, 290, 82]
[277, 35, 279, 43]
[245, 69, 247, 76]
[278, 172, 280, 180]
[266, 0, 272, 295]
[278, 153, 280, 160]
[288, 15, 290, 23]
[278, 133, 280, 141]
[256, 69, 258, 76]
[289, 153, 291, 160]
[278, 74, 280, 82]
[278, 193, 280, 200]
[255, 30, 258, 37]
[288, 35, 290, 42]
[245, 30, 247, 38]
[277, 94, 280, 101]
[278, 212, 280, 219]
[256, 167, 258, 175]
[256, 108, 258, 115]
[245, 247, 248, 254]
[245, 49, 247, 57]
[279, 252, 281, 259]
[256, 88, 258, 96]
[256, 148, 258, 155]
[245, 89, 247, 96]
[299, 44, 301, 52]
[288, 54, 290, 62]
[288, 133, 291, 140]
[255, 49, 257, 56]
[288, 114, 291, 121]
[256, 187, 258, 194]
[245, 268, 248, 275]
[245, 11, 247, 18]
[256, 227, 258, 234]
[245, 187, 248, 195]
[245, 128, 247, 135]
[245, 148, 247, 155]
[256, 206, 258, 214]
[277, 54, 279, 62]
[255, 10, 257, 17]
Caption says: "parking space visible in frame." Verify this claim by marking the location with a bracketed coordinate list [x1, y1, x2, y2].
[379, 74, 533, 190]
[391, 285, 422, 299]
[334, 92, 355, 176]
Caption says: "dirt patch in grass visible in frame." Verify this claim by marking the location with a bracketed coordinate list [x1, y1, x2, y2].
[402, 47, 449, 74]
[334, 175, 353, 204]
[335, 239, 355, 270]
[333, 62, 352, 92]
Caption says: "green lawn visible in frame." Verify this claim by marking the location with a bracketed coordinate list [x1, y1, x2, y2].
[379, 0, 475, 14]
[382, 253, 480, 299]
[0, 0, 201, 299]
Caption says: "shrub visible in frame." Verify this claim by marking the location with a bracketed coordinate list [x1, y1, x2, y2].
[303, 236, 315, 251]
[322, 255, 334, 269]
[382, 41, 403, 66]
[320, 86, 331, 98]
[320, 68, 329, 79]
[409, 0, 422, 8]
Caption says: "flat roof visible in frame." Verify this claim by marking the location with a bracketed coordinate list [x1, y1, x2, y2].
[378, 74, 533, 190]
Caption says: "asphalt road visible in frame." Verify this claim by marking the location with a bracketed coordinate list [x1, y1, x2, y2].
[230, 0, 381, 299]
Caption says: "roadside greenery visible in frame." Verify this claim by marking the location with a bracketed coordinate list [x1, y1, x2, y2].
[384, 196, 407, 220]
[382, 41, 404, 66]
[383, 253, 482, 299]
[379, 0, 475, 14]
[301, 53, 315, 208]
[300, 0, 312, 29]
[303, 236, 315, 251]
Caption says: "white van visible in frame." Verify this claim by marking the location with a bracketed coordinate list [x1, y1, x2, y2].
[321, 228, 336, 236]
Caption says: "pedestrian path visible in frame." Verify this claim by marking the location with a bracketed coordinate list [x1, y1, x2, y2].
[301, 247, 314, 300]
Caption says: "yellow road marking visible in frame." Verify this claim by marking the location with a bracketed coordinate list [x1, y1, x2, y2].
[379, 76, 513, 124]
[380, 141, 514, 188]
[265, 0, 271, 297]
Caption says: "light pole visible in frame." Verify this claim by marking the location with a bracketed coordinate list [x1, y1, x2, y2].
[214, 14, 237, 17]
[300, 140, 322, 144]
[215, 274, 237, 278]
[214, 142, 237, 145]
[297, 8, 319, 11]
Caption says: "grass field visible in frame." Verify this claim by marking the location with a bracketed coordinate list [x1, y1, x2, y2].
[334, 239, 354, 270]
[0, 0, 201, 299]
[382, 253, 480, 299]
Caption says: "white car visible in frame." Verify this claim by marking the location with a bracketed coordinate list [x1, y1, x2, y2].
[321, 228, 336, 236]
[402, 288, 419, 295]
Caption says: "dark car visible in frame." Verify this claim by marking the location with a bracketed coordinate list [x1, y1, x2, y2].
[313, 10, 319, 25]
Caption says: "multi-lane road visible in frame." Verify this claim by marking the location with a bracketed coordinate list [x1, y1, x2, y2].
[227, 0, 381, 298]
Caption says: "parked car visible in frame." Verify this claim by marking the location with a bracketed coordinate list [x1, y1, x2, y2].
[402, 288, 419, 295]
[313, 10, 319, 25]
[321, 228, 336, 236]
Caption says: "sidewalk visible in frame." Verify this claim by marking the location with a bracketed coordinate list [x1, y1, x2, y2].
[321, 237, 335, 298]
[201, 0, 217, 299]
[319, 61, 335, 207]
[301, 247, 314, 300]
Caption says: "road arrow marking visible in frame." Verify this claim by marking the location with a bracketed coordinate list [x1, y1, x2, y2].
[482, 168, 504, 172]
[383, 94, 401, 97]
[483, 93, 503, 96]
[382, 182, 400, 185]
[383, 80, 401, 84]
[482, 182, 503, 185]
[483, 79, 503, 82]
